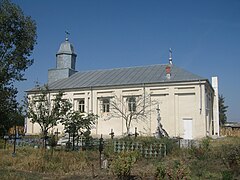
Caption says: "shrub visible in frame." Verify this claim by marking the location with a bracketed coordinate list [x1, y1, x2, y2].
[155, 163, 167, 179]
[47, 135, 58, 147]
[221, 170, 234, 180]
[110, 151, 139, 179]
[190, 138, 211, 160]
[220, 144, 240, 175]
[155, 160, 191, 180]
[104, 139, 115, 159]
[190, 146, 207, 160]
[0, 139, 5, 149]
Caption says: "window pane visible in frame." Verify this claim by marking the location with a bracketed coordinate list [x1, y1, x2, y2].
[128, 97, 136, 112]
[133, 102, 136, 112]
[102, 98, 110, 112]
[79, 99, 85, 113]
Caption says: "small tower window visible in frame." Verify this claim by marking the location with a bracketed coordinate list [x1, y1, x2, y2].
[78, 99, 85, 113]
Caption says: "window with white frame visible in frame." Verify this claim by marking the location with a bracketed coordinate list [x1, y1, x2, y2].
[102, 98, 110, 112]
[128, 96, 136, 112]
[78, 99, 85, 113]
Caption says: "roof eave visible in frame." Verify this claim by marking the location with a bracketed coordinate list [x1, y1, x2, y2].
[26, 78, 208, 94]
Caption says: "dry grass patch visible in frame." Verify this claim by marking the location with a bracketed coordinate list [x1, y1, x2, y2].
[0, 136, 240, 179]
[0, 146, 95, 176]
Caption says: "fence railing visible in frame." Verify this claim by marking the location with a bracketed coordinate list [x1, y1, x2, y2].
[6, 137, 198, 152]
[8, 138, 42, 147]
[176, 139, 200, 148]
[114, 141, 166, 158]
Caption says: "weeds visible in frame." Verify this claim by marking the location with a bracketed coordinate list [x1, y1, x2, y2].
[0, 146, 89, 175]
[155, 160, 191, 180]
[0, 136, 240, 179]
[110, 151, 139, 179]
[220, 144, 240, 176]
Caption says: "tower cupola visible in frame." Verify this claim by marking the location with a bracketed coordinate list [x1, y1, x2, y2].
[56, 38, 77, 70]
[48, 34, 78, 84]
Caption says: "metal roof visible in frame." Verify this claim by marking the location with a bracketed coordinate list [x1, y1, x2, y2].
[28, 64, 206, 92]
[223, 122, 240, 128]
[57, 39, 76, 55]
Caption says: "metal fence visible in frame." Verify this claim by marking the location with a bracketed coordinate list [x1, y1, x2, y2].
[6, 136, 198, 152]
[177, 139, 200, 148]
[8, 138, 42, 148]
[114, 141, 166, 158]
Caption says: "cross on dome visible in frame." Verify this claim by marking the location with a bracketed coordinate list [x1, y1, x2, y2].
[65, 30, 70, 41]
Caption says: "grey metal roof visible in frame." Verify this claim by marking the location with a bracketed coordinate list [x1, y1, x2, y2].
[29, 64, 206, 92]
[223, 122, 240, 128]
[57, 39, 76, 55]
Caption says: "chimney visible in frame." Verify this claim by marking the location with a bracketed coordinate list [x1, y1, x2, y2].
[166, 65, 171, 79]
[169, 48, 173, 64]
[212, 77, 220, 136]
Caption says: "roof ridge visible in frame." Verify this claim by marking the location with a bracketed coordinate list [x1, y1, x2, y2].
[76, 64, 169, 74]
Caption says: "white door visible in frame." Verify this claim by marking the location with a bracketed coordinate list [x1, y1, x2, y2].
[183, 119, 193, 139]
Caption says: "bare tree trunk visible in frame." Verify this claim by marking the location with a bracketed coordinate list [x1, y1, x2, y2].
[43, 129, 47, 149]
[126, 120, 130, 135]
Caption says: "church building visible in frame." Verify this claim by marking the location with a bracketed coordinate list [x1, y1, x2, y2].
[26, 37, 220, 139]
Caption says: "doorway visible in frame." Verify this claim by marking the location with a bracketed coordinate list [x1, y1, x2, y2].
[183, 118, 193, 139]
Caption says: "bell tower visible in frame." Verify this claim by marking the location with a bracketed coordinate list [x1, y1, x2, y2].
[48, 35, 77, 84]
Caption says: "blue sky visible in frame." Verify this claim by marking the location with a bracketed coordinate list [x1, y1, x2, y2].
[13, 0, 240, 122]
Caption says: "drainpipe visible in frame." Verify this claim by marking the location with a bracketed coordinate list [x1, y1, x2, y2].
[91, 86, 93, 113]
[199, 80, 202, 114]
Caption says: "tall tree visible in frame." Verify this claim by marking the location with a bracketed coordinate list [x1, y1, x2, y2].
[0, 0, 37, 136]
[27, 85, 69, 148]
[219, 94, 228, 126]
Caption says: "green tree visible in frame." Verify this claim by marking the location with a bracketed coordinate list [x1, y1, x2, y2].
[0, 0, 37, 136]
[219, 94, 228, 126]
[0, 103, 25, 136]
[27, 85, 69, 148]
[61, 105, 97, 150]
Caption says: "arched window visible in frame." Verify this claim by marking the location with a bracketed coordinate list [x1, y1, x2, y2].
[102, 98, 110, 112]
[79, 99, 85, 113]
[128, 97, 136, 112]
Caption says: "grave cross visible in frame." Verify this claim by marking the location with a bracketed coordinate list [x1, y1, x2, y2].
[134, 127, 139, 138]
[109, 129, 114, 139]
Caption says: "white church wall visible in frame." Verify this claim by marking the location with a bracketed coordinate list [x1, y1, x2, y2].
[26, 80, 215, 139]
